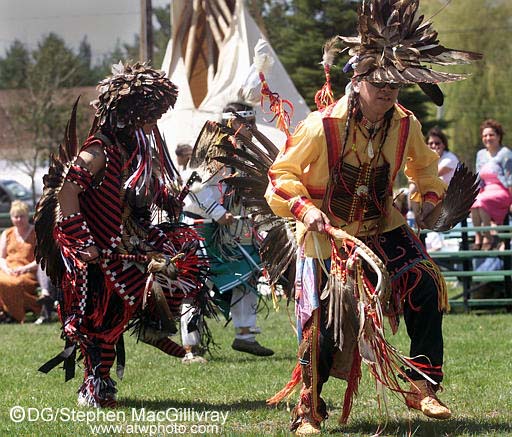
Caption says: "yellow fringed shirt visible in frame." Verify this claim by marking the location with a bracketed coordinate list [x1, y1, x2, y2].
[265, 96, 446, 258]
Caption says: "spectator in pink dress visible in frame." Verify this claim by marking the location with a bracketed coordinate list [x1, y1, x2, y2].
[471, 119, 512, 250]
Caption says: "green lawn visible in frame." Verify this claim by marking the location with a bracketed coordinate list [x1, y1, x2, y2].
[0, 303, 511, 436]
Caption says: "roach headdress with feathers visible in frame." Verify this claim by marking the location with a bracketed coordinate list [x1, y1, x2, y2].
[337, 0, 482, 105]
[91, 61, 178, 129]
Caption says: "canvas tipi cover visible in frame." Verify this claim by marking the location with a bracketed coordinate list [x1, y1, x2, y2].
[158, 0, 310, 151]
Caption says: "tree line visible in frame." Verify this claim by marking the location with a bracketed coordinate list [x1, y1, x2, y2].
[0, 6, 170, 198]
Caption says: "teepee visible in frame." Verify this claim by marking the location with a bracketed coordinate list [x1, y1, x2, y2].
[158, 0, 310, 152]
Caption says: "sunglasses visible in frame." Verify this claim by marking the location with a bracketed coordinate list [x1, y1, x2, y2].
[369, 82, 404, 90]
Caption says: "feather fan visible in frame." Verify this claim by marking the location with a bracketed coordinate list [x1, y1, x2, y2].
[423, 162, 480, 231]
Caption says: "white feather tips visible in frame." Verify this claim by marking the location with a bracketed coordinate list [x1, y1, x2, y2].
[189, 180, 205, 194]
[322, 37, 341, 68]
[253, 40, 274, 74]
[238, 38, 275, 106]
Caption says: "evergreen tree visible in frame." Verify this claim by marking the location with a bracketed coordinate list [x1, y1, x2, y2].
[0, 40, 30, 89]
[30, 33, 81, 90]
[76, 37, 98, 85]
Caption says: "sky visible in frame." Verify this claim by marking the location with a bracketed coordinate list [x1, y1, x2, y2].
[0, 0, 170, 62]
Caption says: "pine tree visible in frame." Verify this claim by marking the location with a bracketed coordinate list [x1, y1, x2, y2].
[76, 37, 98, 85]
[0, 40, 30, 89]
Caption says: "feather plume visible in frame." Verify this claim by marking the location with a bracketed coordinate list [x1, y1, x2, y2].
[239, 38, 275, 106]
[254, 49, 274, 75]
[322, 37, 342, 69]
[241, 38, 294, 136]
[315, 37, 341, 110]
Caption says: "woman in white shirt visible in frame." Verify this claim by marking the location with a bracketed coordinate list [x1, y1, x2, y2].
[427, 127, 459, 184]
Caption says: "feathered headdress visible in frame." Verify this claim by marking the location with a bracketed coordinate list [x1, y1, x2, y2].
[91, 61, 178, 128]
[338, 0, 482, 105]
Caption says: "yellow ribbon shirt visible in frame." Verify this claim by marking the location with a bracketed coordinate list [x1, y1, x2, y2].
[265, 95, 446, 258]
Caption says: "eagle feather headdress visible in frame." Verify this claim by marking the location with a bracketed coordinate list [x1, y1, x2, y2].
[337, 0, 482, 105]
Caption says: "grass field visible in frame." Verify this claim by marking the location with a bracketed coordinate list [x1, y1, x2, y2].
[0, 303, 511, 436]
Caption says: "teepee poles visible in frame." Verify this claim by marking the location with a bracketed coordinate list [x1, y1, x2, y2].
[185, 0, 201, 80]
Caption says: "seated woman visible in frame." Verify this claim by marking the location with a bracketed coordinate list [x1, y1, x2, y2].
[0, 200, 40, 323]
[427, 127, 459, 184]
[471, 119, 512, 250]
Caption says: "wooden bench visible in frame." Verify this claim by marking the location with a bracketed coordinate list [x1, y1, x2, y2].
[421, 220, 512, 312]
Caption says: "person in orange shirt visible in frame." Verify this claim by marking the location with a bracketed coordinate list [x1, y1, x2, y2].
[0, 200, 39, 323]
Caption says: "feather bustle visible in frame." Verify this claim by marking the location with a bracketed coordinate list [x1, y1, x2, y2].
[35, 98, 83, 284]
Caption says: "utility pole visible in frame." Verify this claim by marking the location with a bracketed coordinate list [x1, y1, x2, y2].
[140, 0, 153, 62]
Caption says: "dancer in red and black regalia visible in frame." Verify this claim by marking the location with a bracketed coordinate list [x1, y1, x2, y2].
[35, 62, 209, 407]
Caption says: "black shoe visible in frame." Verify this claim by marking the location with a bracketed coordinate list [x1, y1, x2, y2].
[0, 311, 14, 323]
[232, 339, 274, 356]
[36, 295, 54, 306]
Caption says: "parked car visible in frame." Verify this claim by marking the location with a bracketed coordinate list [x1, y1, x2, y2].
[0, 180, 35, 228]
